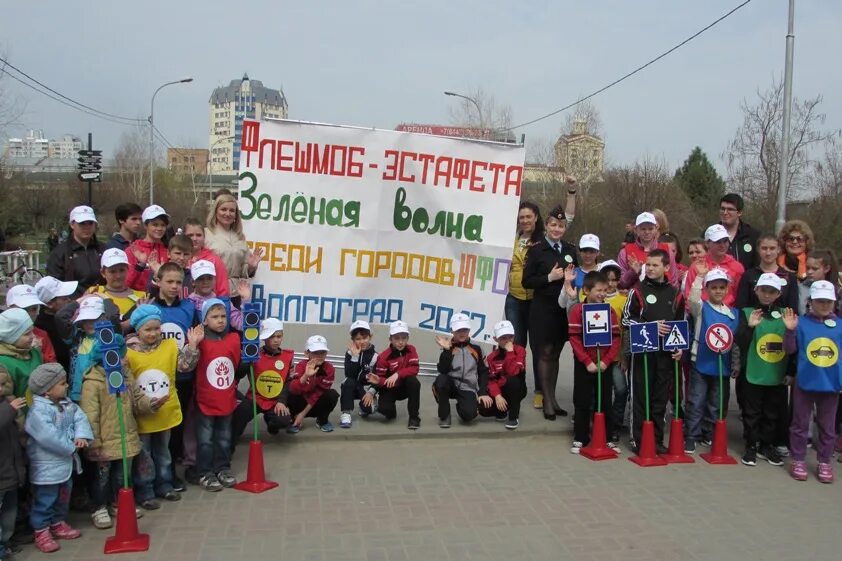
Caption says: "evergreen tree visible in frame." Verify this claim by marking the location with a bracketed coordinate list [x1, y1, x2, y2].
[674, 147, 726, 210]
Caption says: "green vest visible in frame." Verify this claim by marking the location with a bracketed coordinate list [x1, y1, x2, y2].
[743, 308, 787, 386]
[0, 348, 44, 400]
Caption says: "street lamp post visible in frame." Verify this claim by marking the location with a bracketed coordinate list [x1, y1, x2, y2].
[444, 91, 484, 133]
[149, 77, 193, 206]
[208, 136, 235, 198]
[775, 0, 796, 233]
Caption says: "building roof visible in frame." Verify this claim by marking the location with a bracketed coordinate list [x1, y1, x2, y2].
[209, 74, 287, 107]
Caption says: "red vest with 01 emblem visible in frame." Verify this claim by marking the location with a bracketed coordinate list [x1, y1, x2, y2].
[195, 333, 241, 416]
[247, 348, 294, 410]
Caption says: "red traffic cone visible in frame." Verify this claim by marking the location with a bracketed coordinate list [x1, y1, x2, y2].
[660, 419, 695, 463]
[629, 420, 668, 467]
[104, 488, 149, 554]
[700, 419, 737, 464]
[234, 440, 279, 494]
[580, 412, 619, 461]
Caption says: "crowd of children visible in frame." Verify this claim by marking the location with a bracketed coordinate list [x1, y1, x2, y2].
[1, 197, 841, 558]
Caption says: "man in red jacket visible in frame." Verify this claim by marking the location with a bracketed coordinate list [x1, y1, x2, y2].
[372, 321, 421, 430]
[284, 335, 339, 433]
[480, 320, 526, 430]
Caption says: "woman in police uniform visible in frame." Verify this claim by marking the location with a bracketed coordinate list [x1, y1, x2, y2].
[522, 204, 578, 420]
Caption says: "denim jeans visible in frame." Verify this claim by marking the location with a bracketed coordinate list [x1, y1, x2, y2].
[91, 459, 130, 509]
[134, 431, 174, 501]
[609, 363, 628, 434]
[30, 480, 72, 531]
[504, 294, 539, 392]
[195, 412, 232, 476]
[685, 367, 721, 442]
[0, 488, 18, 557]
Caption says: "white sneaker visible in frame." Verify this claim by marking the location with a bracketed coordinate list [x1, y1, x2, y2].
[776, 445, 790, 457]
[570, 441, 583, 454]
[607, 442, 622, 454]
[91, 507, 112, 529]
[339, 412, 352, 428]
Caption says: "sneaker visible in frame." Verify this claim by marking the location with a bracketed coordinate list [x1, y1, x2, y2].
[48, 521, 80, 540]
[504, 418, 519, 430]
[107, 504, 143, 519]
[757, 445, 784, 466]
[184, 466, 200, 486]
[533, 393, 543, 409]
[570, 441, 584, 454]
[318, 422, 334, 433]
[199, 474, 223, 492]
[817, 462, 834, 484]
[407, 417, 420, 430]
[439, 415, 451, 429]
[776, 445, 790, 458]
[789, 460, 808, 481]
[607, 442, 622, 454]
[161, 490, 181, 502]
[656, 444, 668, 455]
[287, 425, 300, 434]
[216, 470, 237, 488]
[90, 508, 112, 530]
[33, 529, 59, 553]
[684, 440, 696, 455]
[494, 412, 507, 422]
[171, 476, 187, 492]
[700, 438, 712, 447]
[139, 499, 160, 511]
[609, 432, 620, 443]
[741, 447, 757, 466]
[339, 412, 353, 428]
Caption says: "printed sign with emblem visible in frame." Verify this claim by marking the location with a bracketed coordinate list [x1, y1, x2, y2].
[582, 303, 612, 347]
[206, 357, 235, 389]
[705, 323, 734, 353]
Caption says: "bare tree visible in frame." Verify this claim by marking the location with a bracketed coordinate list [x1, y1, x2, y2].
[723, 78, 830, 207]
[447, 87, 513, 136]
[0, 51, 27, 139]
[113, 126, 152, 203]
[561, 98, 603, 138]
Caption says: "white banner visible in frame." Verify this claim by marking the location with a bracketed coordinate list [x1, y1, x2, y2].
[239, 119, 525, 343]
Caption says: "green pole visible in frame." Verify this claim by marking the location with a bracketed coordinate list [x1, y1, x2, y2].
[250, 364, 258, 442]
[115, 392, 129, 489]
[674, 360, 681, 420]
[643, 352, 651, 421]
[718, 353, 724, 421]
[596, 347, 602, 413]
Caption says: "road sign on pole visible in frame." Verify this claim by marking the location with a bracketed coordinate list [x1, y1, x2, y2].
[663, 320, 690, 351]
[630, 322, 659, 353]
[705, 323, 734, 353]
[582, 303, 612, 347]
[77, 133, 102, 197]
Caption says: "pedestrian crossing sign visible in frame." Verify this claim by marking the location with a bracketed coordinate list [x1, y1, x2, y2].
[630, 322, 659, 353]
[663, 320, 690, 351]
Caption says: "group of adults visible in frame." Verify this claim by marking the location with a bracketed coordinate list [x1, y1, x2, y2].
[504, 184, 833, 419]
[44, 190, 264, 297]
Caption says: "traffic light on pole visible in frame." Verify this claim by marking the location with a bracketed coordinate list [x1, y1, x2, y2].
[95, 320, 125, 394]
[241, 303, 261, 363]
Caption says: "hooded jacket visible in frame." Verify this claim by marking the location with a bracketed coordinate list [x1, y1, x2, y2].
[25, 395, 93, 485]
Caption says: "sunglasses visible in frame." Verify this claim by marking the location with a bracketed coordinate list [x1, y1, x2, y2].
[786, 236, 805, 243]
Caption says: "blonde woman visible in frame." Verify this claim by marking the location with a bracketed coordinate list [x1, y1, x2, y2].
[204, 194, 265, 301]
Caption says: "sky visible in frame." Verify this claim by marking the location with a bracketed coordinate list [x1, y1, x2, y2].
[2, 0, 840, 173]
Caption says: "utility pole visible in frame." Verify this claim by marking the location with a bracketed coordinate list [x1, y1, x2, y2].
[775, 0, 795, 233]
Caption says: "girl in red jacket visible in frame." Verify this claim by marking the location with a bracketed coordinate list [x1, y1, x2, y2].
[126, 205, 171, 291]
[285, 335, 339, 433]
[480, 320, 527, 430]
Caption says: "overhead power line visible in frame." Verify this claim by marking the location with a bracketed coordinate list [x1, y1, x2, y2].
[502, 0, 753, 131]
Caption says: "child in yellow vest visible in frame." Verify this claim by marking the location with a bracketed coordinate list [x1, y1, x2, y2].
[599, 260, 630, 442]
[89, 249, 145, 333]
[126, 305, 200, 509]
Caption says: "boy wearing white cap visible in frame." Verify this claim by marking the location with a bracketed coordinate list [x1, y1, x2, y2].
[683, 224, 745, 307]
[187, 259, 250, 331]
[783, 280, 842, 483]
[34, 276, 78, 370]
[231, 318, 295, 440]
[735, 273, 788, 466]
[617, 212, 674, 289]
[45, 205, 104, 291]
[573, 234, 601, 299]
[684, 268, 740, 454]
[89, 248, 145, 325]
[481, 320, 526, 430]
[373, 321, 421, 429]
[125, 205, 170, 291]
[339, 320, 379, 429]
[284, 335, 339, 433]
[5, 284, 56, 363]
[433, 314, 489, 427]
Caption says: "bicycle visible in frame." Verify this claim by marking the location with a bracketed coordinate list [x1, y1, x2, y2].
[0, 250, 43, 288]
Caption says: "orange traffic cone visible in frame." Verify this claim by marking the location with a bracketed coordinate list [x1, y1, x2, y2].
[629, 420, 668, 467]
[660, 419, 695, 463]
[700, 419, 737, 464]
[580, 412, 619, 461]
[104, 488, 149, 554]
[234, 440, 279, 493]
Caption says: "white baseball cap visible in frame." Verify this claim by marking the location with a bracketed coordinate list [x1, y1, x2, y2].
[69, 205, 97, 224]
[350, 320, 371, 334]
[493, 320, 515, 338]
[35, 276, 78, 303]
[74, 297, 105, 322]
[704, 224, 730, 242]
[305, 335, 329, 352]
[190, 259, 216, 279]
[142, 205, 168, 223]
[259, 317, 284, 340]
[598, 259, 621, 272]
[635, 212, 656, 226]
[578, 234, 600, 251]
[101, 248, 129, 269]
[810, 280, 837, 301]
[450, 313, 472, 332]
[755, 273, 783, 291]
[5, 285, 44, 309]
[389, 320, 409, 336]
[704, 268, 731, 285]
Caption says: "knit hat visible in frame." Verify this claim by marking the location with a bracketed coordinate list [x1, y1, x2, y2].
[0, 308, 34, 344]
[28, 363, 67, 396]
[130, 304, 162, 330]
[201, 298, 225, 322]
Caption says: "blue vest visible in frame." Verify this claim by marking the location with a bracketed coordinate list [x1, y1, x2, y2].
[695, 301, 739, 376]
[795, 315, 842, 393]
[154, 299, 196, 350]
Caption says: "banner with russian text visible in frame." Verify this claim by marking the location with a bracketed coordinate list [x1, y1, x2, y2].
[239, 119, 525, 343]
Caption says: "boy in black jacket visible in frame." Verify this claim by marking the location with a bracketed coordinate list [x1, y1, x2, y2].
[622, 249, 685, 453]
[433, 313, 490, 428]
[339, 320, 378, 429]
